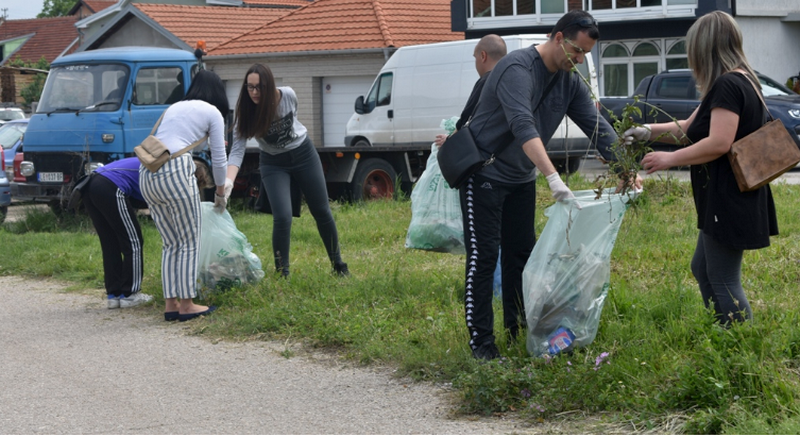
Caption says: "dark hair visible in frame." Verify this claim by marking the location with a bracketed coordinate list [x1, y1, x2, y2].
[550, 10, 599, 41]
[234, 63, 279, 139]
[182, 70, 229, 118]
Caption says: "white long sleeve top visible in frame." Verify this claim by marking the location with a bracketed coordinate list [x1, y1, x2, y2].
[154, 100, 227, 186]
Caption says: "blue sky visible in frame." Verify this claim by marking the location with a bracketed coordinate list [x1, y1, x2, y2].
[0, 0, 47, 20]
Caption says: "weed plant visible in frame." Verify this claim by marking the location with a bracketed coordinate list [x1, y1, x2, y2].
[1, 178, 799, 433]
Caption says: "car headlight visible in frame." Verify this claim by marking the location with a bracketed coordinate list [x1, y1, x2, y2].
[85, 162, 104, 173]
[789, 109, 800, 119]
[20, 161, 34, 176]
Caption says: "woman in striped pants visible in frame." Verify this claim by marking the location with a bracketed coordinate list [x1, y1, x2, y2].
[139, 70, 229, 322]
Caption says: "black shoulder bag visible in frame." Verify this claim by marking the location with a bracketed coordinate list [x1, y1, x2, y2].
[438, 75, 558, 189]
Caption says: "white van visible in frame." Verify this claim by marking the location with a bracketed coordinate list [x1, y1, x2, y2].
[344, 35, 600, 173]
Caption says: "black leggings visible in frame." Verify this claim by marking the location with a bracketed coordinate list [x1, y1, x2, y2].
[691, 231, 751, 324]
[259, 138, 342, 274]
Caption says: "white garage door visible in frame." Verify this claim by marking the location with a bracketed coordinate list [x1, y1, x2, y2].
[322, 76, 373, 147]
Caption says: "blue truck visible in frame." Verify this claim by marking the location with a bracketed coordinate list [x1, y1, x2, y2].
[11, 47, 203, 210]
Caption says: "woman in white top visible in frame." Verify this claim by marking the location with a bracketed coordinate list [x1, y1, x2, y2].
[226, 63, 348, 278]
[139, 69, 229, 322]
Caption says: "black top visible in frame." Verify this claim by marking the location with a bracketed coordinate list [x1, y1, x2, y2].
[686, 72, 778, 250]
[455, 74, 489, 131]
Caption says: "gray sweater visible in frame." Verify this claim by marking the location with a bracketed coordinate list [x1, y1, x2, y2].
[468, 45, 616, 183]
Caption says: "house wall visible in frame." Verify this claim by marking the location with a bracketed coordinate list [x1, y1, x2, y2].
[207, 53, 387, 146]
[738, 17, 800, 84]
[736, 0, 800, 15]
[97, 19, 179, 49]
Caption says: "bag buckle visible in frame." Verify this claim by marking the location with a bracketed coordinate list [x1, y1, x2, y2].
[483, 155, 495, 166]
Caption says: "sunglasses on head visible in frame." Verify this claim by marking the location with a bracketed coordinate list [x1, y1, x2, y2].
[561, 17, 598, 30]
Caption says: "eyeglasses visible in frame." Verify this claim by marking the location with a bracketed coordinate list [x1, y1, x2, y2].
[561, 17, 598, 30]
[563, 38, 586, 55]
[246, 84, 262, 93]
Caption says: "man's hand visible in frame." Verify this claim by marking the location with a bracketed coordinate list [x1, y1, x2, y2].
[223, 178, 234, 201]
[546, 172, 575, 202]
[622, 125, 651, 146]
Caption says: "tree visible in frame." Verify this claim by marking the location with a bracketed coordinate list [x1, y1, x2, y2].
[37, 0, 77, 18]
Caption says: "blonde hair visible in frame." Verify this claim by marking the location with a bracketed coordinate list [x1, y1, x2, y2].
[686, 11, 757, 98]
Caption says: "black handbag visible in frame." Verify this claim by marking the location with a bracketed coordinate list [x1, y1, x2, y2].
[438, 76, 558, 189]
[67, 173, 93, 210]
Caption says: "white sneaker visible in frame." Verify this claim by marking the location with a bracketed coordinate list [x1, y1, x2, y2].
[107, 295, 120, 309]
[120, 292, 153, 308]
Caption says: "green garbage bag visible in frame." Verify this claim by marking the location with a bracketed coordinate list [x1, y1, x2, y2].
[405, 143, 464, 254]
[198, 202, 264, 295]
[523, 188, 639, 356]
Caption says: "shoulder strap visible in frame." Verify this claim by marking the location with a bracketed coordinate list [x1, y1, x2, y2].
[733, 71, 774, 122]
[485, 72, 559, 161]
[152, 105, 210, 160]
[171, 135, 210, 160]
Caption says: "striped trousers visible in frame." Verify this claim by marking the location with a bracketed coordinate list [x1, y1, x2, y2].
[139, 155, 201, 300]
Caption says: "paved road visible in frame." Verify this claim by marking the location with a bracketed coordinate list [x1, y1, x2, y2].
[0, 276, 529, 434]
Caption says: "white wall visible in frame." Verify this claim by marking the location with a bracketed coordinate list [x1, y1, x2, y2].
[737, 17, 800, 85]
[98, 19, 179, 50]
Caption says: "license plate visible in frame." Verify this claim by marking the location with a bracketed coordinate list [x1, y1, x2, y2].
[38, 172, 64, 183]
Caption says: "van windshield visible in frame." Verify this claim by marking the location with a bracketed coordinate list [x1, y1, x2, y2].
[38, 64, 130, 114]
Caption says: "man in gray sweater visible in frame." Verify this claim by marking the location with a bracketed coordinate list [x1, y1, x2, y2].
[461, 10, 640, 360]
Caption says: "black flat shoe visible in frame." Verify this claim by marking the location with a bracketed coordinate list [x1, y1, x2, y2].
[178, 306, 218, 322]
[164, 311, 179, 322]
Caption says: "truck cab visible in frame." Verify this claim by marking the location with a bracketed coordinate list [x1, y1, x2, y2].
[12, 47, 198, 205]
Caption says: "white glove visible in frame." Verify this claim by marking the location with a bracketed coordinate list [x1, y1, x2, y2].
[622, 125, 651, 146]
[213, 192, 227, 213]
[223, 178, 234, 201]
[546, 172, 575, 202]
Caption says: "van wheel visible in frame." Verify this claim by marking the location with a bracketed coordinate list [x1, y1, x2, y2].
[354, 139, 371, 148]
[350, 158, 395, 201]
[553, 157, 581, 175]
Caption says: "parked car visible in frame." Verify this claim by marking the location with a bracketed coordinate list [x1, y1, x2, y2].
[0, 106, 25, 126]
[600, 69, 800, 149]
[0, 147, 10, 222]
[0, 119, 28, 182]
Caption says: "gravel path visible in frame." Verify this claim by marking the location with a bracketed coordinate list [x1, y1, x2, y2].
[0, 276, 529, 434]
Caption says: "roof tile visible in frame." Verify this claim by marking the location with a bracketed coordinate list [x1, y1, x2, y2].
[209, 0, 463, 56]
[0, 16, 80, 64]
[135, 4, 297, 50]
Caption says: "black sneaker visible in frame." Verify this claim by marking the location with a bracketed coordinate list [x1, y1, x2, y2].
[472, 341, 501, 361]
[333, 262, 350, 277]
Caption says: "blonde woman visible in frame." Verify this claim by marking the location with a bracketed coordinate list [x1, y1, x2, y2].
[626, 11, 778, 324]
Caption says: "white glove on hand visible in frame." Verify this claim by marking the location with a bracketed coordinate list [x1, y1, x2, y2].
[213, 192, 227, 213]
[546, 172, 575, 202]
[223, 178, 234, 201]
[622, 125, 651, 146]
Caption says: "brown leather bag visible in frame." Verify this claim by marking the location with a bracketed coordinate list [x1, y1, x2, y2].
[727, 73, 800, 192]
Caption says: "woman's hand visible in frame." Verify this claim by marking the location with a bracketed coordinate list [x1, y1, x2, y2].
[641, 151, 675, 174]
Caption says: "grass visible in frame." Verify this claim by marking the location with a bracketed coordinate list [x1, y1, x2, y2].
[2, 174, 799, 434]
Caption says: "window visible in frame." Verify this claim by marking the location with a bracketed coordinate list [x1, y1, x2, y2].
[666, 40, 688, 70]
[602, 43, 629, 97]
[599, 39, 688, 96]
[656, 76, 692, 99]
[133, 67, 183, 106]
[364, 73, 393, 113]
[38, 64, 130, 113]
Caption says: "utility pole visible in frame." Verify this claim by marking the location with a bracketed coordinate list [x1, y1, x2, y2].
[1, 8, 8, 20]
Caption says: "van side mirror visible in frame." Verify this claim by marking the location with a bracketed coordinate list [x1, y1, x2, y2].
[354, 96, 365, 115]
